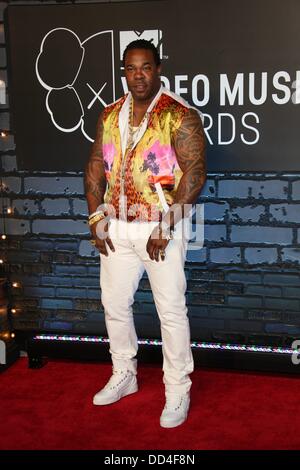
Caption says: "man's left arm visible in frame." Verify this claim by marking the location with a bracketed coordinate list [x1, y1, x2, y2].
[172, 108, 206, 207]
[147, 108, 206, 260]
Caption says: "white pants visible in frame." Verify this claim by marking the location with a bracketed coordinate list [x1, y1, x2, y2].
[99, 219, 194, 394]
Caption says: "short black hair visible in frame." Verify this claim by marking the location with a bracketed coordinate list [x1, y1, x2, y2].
[122, 39, 161, 67]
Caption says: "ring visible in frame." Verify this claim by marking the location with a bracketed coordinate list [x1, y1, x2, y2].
[90, 239, 96, 246]
[159, 249, 166, 260]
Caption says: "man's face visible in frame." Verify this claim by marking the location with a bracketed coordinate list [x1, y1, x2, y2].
[124, 48, 161, 103]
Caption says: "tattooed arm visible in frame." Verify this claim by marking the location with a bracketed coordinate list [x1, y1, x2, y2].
[84, 112, 114, 255]
[84, 111, 106, 214]
[147, 108, 206, 261]
[172, 108, 206, 209]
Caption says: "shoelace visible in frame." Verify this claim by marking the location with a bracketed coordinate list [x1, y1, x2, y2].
[105, 372, 131, 390]
[165, 396, 187, 411]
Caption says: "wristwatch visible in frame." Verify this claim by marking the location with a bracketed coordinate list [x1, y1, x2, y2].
[159, 221, 174, 240]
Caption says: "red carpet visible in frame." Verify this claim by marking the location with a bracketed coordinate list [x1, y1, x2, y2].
[1, 358, 300, 450]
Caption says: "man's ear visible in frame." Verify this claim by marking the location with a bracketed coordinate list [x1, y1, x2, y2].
[157, 64, 162, 75]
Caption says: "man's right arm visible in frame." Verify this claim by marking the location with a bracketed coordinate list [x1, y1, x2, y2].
[84, 112, 106, 213]
[84, 112, 114, 255]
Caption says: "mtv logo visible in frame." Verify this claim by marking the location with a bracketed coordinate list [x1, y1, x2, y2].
[120, 30, 163, 61]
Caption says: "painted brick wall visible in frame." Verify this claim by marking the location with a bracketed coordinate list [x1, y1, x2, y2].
[1, 0, 300, 347]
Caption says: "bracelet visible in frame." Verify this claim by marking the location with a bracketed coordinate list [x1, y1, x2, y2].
[88, 209, 106, 220]
[88, 213, 106, 227]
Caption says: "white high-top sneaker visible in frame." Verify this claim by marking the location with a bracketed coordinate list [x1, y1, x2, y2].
[93, 370, 138, 405]
[160, 393, 190, 428]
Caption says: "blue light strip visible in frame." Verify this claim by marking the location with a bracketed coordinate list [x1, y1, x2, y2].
[33, 334, 293, 355]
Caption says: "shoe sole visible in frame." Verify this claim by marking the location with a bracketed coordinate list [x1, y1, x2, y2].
[160, 415, 187, 428]
[93, 383, 138, 406]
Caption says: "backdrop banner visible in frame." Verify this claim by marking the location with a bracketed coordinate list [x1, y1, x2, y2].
[5, 0, 300, 171]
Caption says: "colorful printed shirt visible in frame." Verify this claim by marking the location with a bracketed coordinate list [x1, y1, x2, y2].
[102, 86, 194, 221]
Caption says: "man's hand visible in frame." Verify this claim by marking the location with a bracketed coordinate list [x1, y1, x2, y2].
[91, 219, 115, 256]
[146, 225, 170, 262]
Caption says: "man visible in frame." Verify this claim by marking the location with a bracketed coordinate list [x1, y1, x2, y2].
[84, 39, 206, 428]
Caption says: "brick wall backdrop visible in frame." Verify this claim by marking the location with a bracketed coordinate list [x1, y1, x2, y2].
[1, 0, 300, 348]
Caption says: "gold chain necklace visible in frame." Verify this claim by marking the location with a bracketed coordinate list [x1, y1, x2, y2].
[126, 96, 149, 152]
